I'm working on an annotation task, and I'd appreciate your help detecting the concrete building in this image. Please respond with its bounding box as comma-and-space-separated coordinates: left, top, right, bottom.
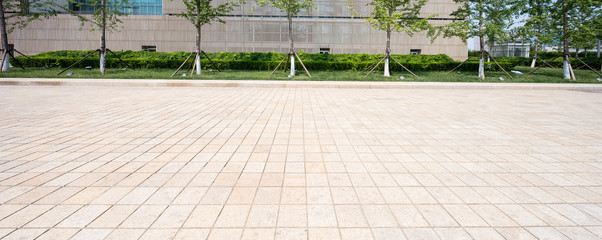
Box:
9, 0, 467, 60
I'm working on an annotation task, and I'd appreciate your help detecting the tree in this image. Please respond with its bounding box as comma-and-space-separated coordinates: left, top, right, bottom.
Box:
0, 0, 57, 72
551, 0, 601, 79
483, 0, 515, 61
63, 0, 132, 75
254, 0, 315, 77
516, 0, 553, 68
446, 0, 519, 80
172, 0, 239, 76
347, 0, 436, 77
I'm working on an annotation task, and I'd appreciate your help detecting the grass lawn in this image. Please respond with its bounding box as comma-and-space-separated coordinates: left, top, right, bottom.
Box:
0, 66, 600, 83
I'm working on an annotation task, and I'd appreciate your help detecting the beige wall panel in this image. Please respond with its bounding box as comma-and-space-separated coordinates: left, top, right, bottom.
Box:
10, 1, 467, 60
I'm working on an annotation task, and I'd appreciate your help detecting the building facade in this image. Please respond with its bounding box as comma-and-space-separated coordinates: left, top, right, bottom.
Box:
10, 0, 467, 60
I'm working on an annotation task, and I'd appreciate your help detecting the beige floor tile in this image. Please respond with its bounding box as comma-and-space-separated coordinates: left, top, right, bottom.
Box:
495, 227, 537, 240
151, 205, 195, 228
88, 205, 138, 228
2, 228, 47, 240
70, 229, 113, 240
275, 228, 308, 240
433, 228, 471, 240
471, 204, 518, 227
173, 229, 211, 240
120, 205, 167, 228
443, 205, 488, 227
465, 228, 505, 240
104, 229, 146, 240
138, 229, 179, 240
207, 228, 243, 240
214, 205, 251, 227
56, 205, 110, 228
278, 205, 307, 227
402, 228, 439, 240
526, 227, 571, 240
3, 86, 602, 238
308, 228, 341, 240
308, 205, 338, 227
335, 205, 369, 227
35, 228, 80, 240
0, 204, 53, 227
25, 205, 82, 228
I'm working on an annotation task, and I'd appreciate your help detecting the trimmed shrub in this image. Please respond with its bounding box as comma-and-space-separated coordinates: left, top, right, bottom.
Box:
14, 50, 523, 72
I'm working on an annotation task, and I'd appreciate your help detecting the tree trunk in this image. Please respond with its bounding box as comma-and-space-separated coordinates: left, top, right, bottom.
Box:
0, 1, 10, 72
562, 0, 571, 80
531, 38, 539, 68
195, 24, 201, 75
488, 40, 493, 62
288, 10, 294, 76
597, 39, 600, 58
100, 0, 106, 75
478, 11, 484, 80
384, 28, 391, 77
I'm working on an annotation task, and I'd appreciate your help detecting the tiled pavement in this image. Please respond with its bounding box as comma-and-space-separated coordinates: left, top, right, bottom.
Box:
0, 85, 601, 240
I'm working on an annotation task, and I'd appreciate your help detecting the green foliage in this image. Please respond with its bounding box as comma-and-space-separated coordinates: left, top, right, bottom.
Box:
0, 0, 58, 34
347, 0, 439, 43
174, 0, 239, 28
14, 50, 524, 72
62, 0, 133, 32
445, 0, 520, 43
254, 0, 315, 19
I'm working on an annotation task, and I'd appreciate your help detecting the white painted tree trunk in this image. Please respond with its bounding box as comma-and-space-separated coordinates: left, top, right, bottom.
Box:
478, 58, 485, 80
195, 53, 201, 75
290, 55, 295, 76
1, 55, 9, 72
384, 57, 390, 77
100, 51, 106, 74
530, 58, 537, 68
563, 58, 571, 80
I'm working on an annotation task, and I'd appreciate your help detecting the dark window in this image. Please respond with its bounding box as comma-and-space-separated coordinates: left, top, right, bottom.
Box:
319, 48, 330, 54
410, 49, 421, 55
142, 45, 156, 52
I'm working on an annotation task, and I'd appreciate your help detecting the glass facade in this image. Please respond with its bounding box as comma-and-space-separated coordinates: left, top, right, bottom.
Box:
70, 0, 162, 15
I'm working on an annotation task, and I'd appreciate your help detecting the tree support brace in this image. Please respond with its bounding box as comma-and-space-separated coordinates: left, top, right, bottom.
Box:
365, 54, 419, 78
485, 51, 513, 80
58, 49, 100, 75
269, 52, 311, 77
524, 56, 561, 77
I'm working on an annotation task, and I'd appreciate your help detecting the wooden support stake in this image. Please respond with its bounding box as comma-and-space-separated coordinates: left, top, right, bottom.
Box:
446, 56, 475, 74
171, 52, 194, 78
574, 56, 602, 78
7, 50, 25, 69
486, 51, 513, 80
524, 56, 560, 76
366, 55, 388, 76
270, 54, 288, 77
390, 56, 419, 78
13, 49, 48, 69
107, 49, 136, 70
58, 49, 100, 75
201, 50, 221, 72
294, 52, 311, 77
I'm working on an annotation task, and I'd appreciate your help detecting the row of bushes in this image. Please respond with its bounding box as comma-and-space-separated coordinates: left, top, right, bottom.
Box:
14, 51, 519, 72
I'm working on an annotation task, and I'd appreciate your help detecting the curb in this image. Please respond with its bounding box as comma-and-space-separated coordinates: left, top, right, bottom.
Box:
1, 78, 602, 90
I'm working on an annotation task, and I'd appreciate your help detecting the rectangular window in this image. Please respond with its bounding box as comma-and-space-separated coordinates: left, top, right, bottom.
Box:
142, 45, 156, 52
319, 48, 330, 54
410, 49, 421, 55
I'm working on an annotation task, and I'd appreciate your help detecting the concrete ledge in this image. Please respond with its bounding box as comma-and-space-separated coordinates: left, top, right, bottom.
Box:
1, 78, 602, 90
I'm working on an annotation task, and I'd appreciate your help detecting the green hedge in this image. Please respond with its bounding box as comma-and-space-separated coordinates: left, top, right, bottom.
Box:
14, 50, 520, 72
